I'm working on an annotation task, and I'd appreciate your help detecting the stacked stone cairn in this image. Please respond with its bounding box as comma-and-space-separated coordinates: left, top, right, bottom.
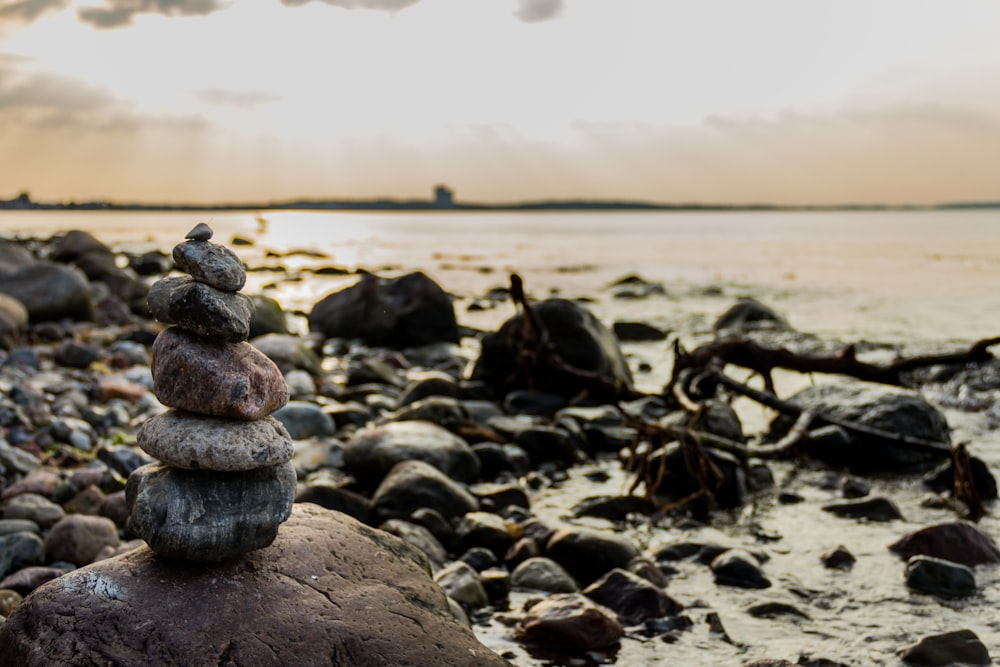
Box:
126, 223, 295, 561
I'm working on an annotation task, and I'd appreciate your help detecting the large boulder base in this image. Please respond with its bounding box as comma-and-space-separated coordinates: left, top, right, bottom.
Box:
0, 504, 509, 667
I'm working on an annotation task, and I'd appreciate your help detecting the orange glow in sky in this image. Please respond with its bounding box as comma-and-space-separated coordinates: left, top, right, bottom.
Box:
1, 0, 999, 205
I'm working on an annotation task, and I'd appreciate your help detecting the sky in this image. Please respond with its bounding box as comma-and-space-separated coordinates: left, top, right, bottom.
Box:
1, 0, 999, 206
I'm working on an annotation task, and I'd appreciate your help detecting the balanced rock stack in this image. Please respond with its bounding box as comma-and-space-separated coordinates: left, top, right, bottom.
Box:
126, 223, 295, 561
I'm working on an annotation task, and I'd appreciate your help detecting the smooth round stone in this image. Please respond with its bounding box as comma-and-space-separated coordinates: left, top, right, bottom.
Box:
151, 327, 289, 421
172, 239, 246, 292
126, 461, 296, 562
147, 277, 253, 343
185, 223, 213, 241
137, 410, 293, 471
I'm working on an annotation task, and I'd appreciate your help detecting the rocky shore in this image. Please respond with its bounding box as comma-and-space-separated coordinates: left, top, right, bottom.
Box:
0, 226, 996, 666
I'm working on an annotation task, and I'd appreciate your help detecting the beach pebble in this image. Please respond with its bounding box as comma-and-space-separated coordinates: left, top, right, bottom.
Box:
819, 545, 856, 570
137, 411, 293, 471
545, 526, 640, 587
250, 333, 323, 375
293, 483, 369, 523
43, 515, 120, 567
821, 496, 903, 522
889, 520, 1000, 567
573, 495, 656, 522
713, 296, 789, 333
0, 520, 40, 537
126, 461, 296, 562
511, 557, 579, 593
379, 519, 448, 568
471, 442, 531, 480
582, 568, 681, 625
271, 401, 336, 440
0, 532, 45, 578
248, 294, 289, 337
53, 339, 102, 369
128, 249, 172, 276
0, 263, 94, 322
0, 241, 37, 274
905, 555, 976, 598
514, 593, 624, 650
147, 276, 253, 342
711, 549, 771, 589
457, 546, 498, 572
151, 326, 289, 421
1, 470, 62, 501
897, 628, 991, 666
434, 561, 489, 609
172, 239, 246, 292
344, 420, 480, 486
453, 511, 514, 560
613, 320, 668, 342
184, 223, 213, 241
370, 460, 478, 523
0, 566, 71, 596
2, 494, 65, 528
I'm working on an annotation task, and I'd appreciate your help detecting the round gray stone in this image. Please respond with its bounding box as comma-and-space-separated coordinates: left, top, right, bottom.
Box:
137, 410, 294, 471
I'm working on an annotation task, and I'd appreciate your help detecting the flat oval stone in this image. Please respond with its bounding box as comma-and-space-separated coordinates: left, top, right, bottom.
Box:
172, 239, 246, 292
147, 276, 253, 343
126, 461, 296, 562
151, 327, 289, 421
138, 410, 293, 471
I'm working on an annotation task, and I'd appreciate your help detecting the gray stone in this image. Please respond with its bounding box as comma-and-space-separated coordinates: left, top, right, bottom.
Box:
378, 519, 448, 569
0, 504, 508, 666
126, 461, 296, 562
545, 526, 641, 587
172, 238, 246, 291
2, 494, 65, 528
897, 628, 991, 666
713, 296, 789, 332
185, 223, 213, 241
452, 511, 514, 560
582, 568, 681, 625
248, 295, 289, 338
0, 532, 45, 578
821, 496, 903, 522
137, 410, 294, 471
434, 561, 488, 609
271, 401, 336, 440
151, 326, 289, 421
43, 515, 120, 566
510, 557, 579, 593
905, 555, 977, 598
370, 460, 478, 523
147, 276, 254, 342
711, 549, 771, 589
514, 593, 624, 650
251, 333, 322, 375
0, 263, 93, 322
344, 420, 480, 486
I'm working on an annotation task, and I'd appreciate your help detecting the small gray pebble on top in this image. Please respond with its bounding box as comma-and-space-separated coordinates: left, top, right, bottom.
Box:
186, 223, 214, 241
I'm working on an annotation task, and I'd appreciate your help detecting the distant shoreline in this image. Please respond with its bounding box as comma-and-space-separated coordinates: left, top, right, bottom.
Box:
1, 194, 999, 213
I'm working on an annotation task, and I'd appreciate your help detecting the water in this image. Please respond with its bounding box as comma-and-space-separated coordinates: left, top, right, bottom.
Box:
2, 208, 999, 665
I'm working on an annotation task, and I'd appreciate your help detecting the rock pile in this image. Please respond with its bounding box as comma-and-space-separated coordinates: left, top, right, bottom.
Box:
127, 223, 295, 561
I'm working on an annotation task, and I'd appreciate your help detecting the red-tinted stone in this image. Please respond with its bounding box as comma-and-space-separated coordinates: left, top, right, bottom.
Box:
151, 326, 288, 420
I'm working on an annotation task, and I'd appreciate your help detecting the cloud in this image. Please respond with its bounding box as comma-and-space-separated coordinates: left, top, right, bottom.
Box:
513, 0, 563, 23
0, 0, 69, 23
77, 0, 228, 29
0, 69, 116, 112
196, 89, 281, 109
280, 0, 419, 10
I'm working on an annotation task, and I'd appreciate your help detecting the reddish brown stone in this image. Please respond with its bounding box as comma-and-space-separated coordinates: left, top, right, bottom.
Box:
151, 326, 288, 420
889, 520, 1000, 567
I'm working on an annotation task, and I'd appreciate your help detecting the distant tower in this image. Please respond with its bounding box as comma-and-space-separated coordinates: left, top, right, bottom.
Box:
433, 184, 455, 208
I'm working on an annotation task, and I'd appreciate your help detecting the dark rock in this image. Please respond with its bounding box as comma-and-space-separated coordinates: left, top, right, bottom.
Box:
138, 410, 293, 470
151, 326, 289, 421
458, 546, 498, 572
472, 442, 531, 480
767, 381, 951, 472
48, 229, 110, 262
271, 401, 336, 440
172, 238, 246, 292
0, 504, 508, 666
71, 250, 147, 307
888, 520, 1000, 567
390, 396, 469, 429
99, 491, 130, 529
309, 271, 459, 348
43, 515, 120, 566
0, 531, 45, 578
248, 294, 289, 338
546, 526, 640, 586
434, 561, 488, 609
514, 593, 624, 650
613, 320, 668, 342
379, 519, 448, 568
409, 507, 454, 547
128, 249, 172, 276
510, 557, 578, 593
746, 602, 810, 620
923, 456, 998, 500
711, 549, 771, 589
370, 460, 478, 523
2, 493, 65, 528
185, 223, 213, 241
53, 339, 102, 369
512, 425, 580, 467
905, 555, 976, 598
713, 296, 788, 332
662, 399, 746, 443
251, 333, 322, 375
821, 497, 903, 522
638, 442, 747, 508
126, 461, 296, 562
295, 485, 370, 523
453, 511, 514, 559
469, 482, 529, 512
344, 420, 479, 487
582, 568, 681, 625
397, 372, 463, 406
147, 276, 254, 342
503, 389, 568, 416
480, 568, 510, 604
573, 495, 656, 521
0, 241, 36, 274
840, 475, 871, 498
0, 263, 93, 322
819, 545, 856, 570
472, 297, 633, 401
627, 557, 670, 587
897, 628, 991, 666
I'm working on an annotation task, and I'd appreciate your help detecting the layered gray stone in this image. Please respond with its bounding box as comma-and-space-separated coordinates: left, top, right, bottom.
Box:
147, 276, 254, 342
126, 461, 296, 562
151, 326, 289, 421
137, 410, 294, 471
172, 238, 246, 292
0, 504, 508, 667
